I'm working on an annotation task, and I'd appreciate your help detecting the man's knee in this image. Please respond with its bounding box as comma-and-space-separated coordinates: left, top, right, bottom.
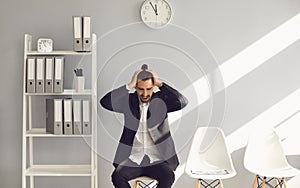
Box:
156, 169, 175, 185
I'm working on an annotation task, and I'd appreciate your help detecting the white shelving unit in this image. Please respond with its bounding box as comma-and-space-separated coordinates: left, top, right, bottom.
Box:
22, 34, 98, 188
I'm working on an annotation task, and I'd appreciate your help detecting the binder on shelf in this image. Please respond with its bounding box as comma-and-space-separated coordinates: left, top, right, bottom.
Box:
73, 16, 83, 51
82, 99, 91, 134
46, 99, 63, 135
26, 57, 35, 93
63, 99, 73, 135
73, 99, 82, 134
36, 57, 45, 93
45, 57, 54, 93
54, 57, 64, 93
83, 16, 91, 52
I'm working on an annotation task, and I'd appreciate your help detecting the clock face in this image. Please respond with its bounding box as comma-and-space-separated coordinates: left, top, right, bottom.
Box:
141, 0, 172, 29
37, 38, 53, 52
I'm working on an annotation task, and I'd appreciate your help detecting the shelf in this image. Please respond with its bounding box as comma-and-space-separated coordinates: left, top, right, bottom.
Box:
26, 128, 92, 137
26, 51, 92, 56
22, 34, 97, 188
25, 165, 94, 176
25, 89, 94, 96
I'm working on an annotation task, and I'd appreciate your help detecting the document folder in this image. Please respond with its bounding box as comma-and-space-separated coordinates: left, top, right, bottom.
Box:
64, 99, 73, 135
26, 57, 35, 93
82, 99, 91, 134
46, 99, 63, 135
45, 57, 54, 93
36, 57, 45, 93
83, 16, 91, 52
73, 99, 82, 134
73, 16, 83, 51
54, 57, 64, 93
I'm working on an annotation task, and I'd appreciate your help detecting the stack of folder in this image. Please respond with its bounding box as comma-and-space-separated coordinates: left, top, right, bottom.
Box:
46, 99, 91, 135
73, 16, 92, 52
26, 57, 64, 93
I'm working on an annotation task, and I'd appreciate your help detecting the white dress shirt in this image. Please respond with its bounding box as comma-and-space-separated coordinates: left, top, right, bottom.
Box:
129, 101, 162, 165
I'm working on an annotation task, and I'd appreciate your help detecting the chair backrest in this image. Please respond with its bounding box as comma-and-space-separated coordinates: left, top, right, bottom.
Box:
244, 128, 292, 175
185, 127, 236, 179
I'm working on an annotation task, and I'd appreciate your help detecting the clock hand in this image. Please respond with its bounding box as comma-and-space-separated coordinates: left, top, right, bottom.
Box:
149, 2, 158, 15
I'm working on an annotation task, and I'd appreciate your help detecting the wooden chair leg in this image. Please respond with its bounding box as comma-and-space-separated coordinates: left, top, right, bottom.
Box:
219, 180, 224, 188
261, 177, 266, 188
252, 175, 258, 188
282, 178, 287, 188
134, 180, 138, 188
196, 179, 201, 188
275, 178, 279, 188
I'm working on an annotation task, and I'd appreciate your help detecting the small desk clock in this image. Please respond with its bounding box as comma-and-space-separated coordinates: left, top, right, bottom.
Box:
37, 38, 53, 52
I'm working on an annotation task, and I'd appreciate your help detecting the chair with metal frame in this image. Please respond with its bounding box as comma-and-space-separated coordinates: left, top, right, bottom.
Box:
185, 127, 236, 188
244, 128, 300, 188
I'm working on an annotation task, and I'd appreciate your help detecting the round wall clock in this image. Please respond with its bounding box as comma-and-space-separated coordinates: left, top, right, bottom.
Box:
140, 0, 172, 29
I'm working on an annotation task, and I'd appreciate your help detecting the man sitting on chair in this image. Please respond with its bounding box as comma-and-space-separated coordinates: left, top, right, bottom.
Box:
100, 64, 188, 188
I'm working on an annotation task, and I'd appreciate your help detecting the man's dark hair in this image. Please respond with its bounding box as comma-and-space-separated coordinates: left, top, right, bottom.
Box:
137, 64, 154, 83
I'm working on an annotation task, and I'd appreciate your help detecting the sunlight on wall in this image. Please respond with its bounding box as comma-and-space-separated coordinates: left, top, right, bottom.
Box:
170, 13, 300, 126
227, 88, 300, 153
173, 13, 300, 183
221, 13, 300, 88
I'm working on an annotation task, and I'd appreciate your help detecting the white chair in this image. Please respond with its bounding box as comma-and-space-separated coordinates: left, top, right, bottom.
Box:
185, 127, 236, 188
133, 176, 158, 188
244, 129, 300, 188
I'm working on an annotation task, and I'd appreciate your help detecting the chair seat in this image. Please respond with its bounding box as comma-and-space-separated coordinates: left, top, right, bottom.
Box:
132, 176, 158, 188
186, 168, 236, 180
185, 127, 236, 182
244, 129, 300, 180
249, 166, 300, 178
133, 176, 157, 181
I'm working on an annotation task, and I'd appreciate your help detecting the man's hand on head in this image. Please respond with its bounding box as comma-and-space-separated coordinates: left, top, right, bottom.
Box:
147, 69, 163, 87
128, 70, 142, 89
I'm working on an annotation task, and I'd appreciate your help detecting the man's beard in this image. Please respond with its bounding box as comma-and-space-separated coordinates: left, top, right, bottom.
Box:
140, 95, 150, 103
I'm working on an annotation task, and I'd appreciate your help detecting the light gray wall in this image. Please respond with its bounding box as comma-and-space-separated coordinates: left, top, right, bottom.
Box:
1, 0, 300, 188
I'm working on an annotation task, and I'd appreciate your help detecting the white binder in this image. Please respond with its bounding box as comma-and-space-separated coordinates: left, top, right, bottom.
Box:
26, 57, 35, 93
73, 99, 82, 134
82, 99, 91, 134
54, 57, 64, 93
36, 57, 45, 93
46, 99, 63, 135
63, 99, 73, 135
45, 57, 54, 93
73, 16, 83, 51
83, 16, 91, 52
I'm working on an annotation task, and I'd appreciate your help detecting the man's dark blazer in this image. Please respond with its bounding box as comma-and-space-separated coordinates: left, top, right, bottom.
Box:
100, 82, 188, 171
